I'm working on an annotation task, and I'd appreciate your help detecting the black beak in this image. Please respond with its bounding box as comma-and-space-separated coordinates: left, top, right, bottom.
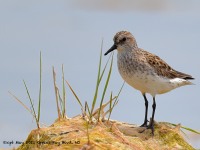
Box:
104, 44, 117, 56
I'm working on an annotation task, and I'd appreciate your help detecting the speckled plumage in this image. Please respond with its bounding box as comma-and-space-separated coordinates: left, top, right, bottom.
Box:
104, 31, 194, 134
112, 31, 194, 96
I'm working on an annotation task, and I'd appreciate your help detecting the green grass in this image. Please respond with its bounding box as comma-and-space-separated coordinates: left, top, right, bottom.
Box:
108, 82, 125, 121
164, 122, 200, 135
22, 51, 42, 129
62, 64, 66, 118
65, 40, 119, 122
97, 52, 114, 121
66, 80, 83, 108
90, 40, 104, 119
38, 51, 42, 124
23, 80, 39, 128
9, 52, 42, 129
83, 101, 91, 119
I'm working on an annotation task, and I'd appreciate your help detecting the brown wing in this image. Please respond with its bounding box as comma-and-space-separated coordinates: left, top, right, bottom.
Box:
141, 49, 194, 80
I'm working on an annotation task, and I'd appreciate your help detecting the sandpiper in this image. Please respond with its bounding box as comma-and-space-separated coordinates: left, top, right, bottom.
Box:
104, 31, 194, 134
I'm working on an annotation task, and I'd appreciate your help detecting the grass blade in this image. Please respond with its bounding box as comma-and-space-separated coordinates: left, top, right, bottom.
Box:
38, 51, 42, 124
58, 89, 64, 116
113, 81, 125, 107
52, 67, 61, 119
9, 91, 33, 116
97, 52, 114, 121
108, 92, 113, 121
85, 101, 91, 118
108, 81, 125, 121
90, 40, 103, 118
169, 123, 200, 135
109, 92, 113, 112
86, 120, 90, 144
181, 126, 200, 134
99, 52, 112, 82
66, 80, 83, 108
23, 80, 39, 128
62, 64, 66, 118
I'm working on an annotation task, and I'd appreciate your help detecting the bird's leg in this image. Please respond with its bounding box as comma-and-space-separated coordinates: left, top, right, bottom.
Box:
140, 94, 148, 127
147, 96, 156, 135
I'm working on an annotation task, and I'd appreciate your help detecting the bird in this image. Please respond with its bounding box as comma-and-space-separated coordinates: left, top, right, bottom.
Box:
104, 31, 194, 134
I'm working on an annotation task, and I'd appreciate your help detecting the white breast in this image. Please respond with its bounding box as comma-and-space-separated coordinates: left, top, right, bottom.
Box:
120, 71, 193, 96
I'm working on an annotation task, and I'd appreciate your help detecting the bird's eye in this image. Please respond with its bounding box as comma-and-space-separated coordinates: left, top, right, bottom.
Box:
122, 37, 126, 42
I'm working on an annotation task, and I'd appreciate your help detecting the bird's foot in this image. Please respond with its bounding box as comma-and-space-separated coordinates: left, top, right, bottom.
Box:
147, 119, 154, 135
140, 120, 149, 127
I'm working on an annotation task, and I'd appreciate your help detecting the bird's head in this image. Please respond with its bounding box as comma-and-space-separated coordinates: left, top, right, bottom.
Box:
104, 31, 137, 56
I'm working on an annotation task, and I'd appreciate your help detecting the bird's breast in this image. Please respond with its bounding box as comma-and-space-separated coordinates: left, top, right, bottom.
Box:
117, 52, 149, 79
117, 52, 151, 92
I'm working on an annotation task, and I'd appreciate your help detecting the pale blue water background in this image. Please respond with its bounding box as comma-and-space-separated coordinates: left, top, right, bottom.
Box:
0, 0, 200, 148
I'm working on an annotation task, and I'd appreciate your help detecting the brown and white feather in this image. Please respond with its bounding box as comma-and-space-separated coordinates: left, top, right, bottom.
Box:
140, 49, 194, 80
108, 31, 194, 95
